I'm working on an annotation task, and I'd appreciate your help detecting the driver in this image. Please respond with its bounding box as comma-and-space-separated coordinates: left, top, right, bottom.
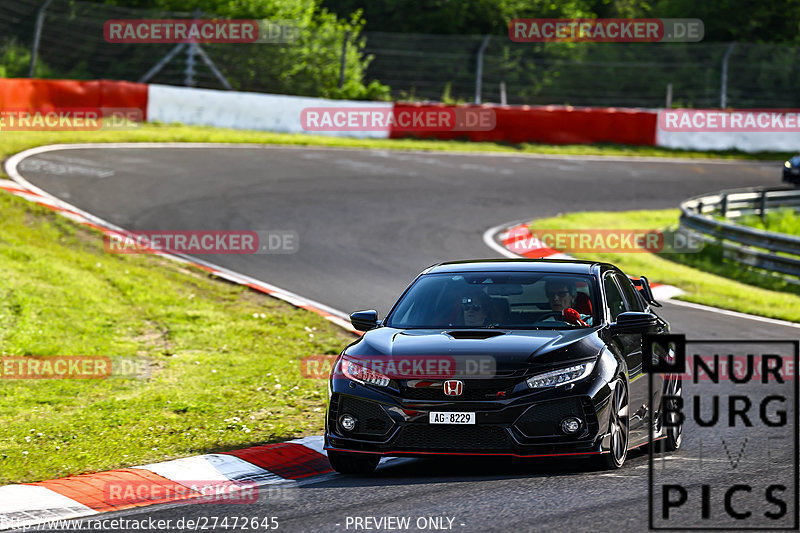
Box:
544, 278, 591, 326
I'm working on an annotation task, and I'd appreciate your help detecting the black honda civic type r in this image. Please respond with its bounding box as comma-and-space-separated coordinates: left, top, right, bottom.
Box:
324, 259, 683, 474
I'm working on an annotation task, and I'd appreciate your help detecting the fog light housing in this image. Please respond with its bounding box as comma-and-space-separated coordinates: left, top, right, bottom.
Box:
339, 414, 357, 432
561, 417, 582, 434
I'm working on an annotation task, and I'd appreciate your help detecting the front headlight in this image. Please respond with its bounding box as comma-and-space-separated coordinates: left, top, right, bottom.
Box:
785, 161, 792, 168
341, 356, 391, 387
526, 362, 595, 389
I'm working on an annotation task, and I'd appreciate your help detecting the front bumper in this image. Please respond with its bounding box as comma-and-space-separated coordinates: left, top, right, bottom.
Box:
783, 168, 800, 184
324, 377, 612, 457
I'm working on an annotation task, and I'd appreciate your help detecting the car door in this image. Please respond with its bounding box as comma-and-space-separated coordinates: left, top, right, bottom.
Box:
614, 273, 670, 439
602, 272, 648, 437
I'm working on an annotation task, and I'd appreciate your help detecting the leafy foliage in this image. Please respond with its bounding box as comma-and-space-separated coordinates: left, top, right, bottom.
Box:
7, 0, 389, 100
0, 39, 55, 78
322, 0, 800, 44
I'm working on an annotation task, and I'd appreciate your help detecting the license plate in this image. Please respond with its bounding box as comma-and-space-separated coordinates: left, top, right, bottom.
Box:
429, 412, 475, 424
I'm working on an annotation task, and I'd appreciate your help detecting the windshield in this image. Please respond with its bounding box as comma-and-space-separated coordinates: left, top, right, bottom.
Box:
386, 272, 598, 329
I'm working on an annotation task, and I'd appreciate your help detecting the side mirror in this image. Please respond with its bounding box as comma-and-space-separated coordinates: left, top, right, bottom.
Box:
611, 311, 658, 333
636, 276, 662, 308
350, 310, 379, 332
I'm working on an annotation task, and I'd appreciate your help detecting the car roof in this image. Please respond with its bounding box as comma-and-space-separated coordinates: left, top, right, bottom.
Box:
424, 259, 609, 275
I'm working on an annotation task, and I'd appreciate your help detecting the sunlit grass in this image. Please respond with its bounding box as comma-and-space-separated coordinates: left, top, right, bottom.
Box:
528, 210, 800, 322
0, 191, 353, 484
737, 208, 800, 237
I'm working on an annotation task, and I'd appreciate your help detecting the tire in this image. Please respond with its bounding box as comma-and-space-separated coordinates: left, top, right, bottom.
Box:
661, 375, 683, 452
327, 450, 380, 475
596, 378, 629, 470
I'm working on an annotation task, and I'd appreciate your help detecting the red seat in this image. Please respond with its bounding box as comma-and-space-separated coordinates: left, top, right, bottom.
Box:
574, 292, 593, 316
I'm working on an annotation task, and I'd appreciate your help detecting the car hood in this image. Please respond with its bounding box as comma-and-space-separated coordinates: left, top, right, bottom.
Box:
347, 327, 605, 372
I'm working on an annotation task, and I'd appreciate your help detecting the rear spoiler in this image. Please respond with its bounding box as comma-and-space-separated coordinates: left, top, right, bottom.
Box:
631, 276, 662, 308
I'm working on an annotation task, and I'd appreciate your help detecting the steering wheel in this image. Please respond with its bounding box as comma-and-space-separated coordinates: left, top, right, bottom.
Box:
533, 311, 562, 322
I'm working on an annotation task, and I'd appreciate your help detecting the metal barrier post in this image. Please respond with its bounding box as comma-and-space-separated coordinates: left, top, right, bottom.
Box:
679, 187, 800, 279
474, 35, 490, 104
720, 43, 736, 108
28, 0, 54, 78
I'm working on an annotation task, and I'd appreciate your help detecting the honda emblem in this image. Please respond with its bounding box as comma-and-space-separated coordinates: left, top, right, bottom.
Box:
443, 380, 463, 396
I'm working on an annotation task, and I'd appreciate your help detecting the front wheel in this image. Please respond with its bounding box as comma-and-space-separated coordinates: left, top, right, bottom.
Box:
327, 450, 380, 475
596, 378, 629, 470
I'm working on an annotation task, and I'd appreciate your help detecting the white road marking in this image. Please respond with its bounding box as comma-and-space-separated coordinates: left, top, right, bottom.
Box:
0, 485, 97, 530
133, 454, 282, 485
484, 219, 800, 328
665, 298, 800, 329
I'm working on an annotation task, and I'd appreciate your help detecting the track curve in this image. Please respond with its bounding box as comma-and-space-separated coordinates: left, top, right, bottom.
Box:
8, 145, 799, 532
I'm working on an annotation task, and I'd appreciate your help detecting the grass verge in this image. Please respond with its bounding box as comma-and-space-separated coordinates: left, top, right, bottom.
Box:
527, 210, 800, 322
0, 189, 354, 484
736, 208, 800, 237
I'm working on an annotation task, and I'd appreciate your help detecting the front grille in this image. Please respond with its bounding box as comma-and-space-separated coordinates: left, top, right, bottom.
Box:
514, 397, 585, 437
394, 425, 511, 450
400, 379, 518, 401
338, 396, 394, 437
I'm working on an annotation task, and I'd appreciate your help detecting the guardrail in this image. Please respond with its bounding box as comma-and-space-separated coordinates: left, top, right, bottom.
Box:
679, 187, 800, 279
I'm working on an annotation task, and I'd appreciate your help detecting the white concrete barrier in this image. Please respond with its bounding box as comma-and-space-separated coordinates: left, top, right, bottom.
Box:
657, 129, 800, 152
146, 88, 800, 153
656, 109, 800, 152
146, 84, 392, 139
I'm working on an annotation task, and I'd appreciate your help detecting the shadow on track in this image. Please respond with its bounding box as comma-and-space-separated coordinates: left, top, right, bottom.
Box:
316, 448, 652, 488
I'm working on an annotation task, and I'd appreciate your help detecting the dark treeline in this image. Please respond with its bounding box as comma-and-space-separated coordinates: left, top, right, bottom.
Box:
94, 0, 800, 43
320, 0, 800, 43
8, 0, 797, 104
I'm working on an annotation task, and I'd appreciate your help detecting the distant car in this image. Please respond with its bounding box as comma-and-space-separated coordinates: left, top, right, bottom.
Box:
783, 155, 800, 185
324, 259, 683, 474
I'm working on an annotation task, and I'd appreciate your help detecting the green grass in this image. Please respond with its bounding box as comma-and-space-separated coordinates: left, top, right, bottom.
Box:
527, 210, 800, 322
0, 122, 793, 160
736, 208, 800, 237
0, 190, 354, 484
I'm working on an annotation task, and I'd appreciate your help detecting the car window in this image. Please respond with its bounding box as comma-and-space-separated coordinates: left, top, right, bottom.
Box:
603, 274, 626, 321
614, 273, 645, 312
386, 272, 598, 329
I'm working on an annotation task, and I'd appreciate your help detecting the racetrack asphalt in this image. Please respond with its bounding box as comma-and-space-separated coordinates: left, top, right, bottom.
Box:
10, 145, 800, 532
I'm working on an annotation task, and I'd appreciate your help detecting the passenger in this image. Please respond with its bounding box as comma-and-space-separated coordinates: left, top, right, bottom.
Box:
460, 289, 494, 327
544, 278, 591, 326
